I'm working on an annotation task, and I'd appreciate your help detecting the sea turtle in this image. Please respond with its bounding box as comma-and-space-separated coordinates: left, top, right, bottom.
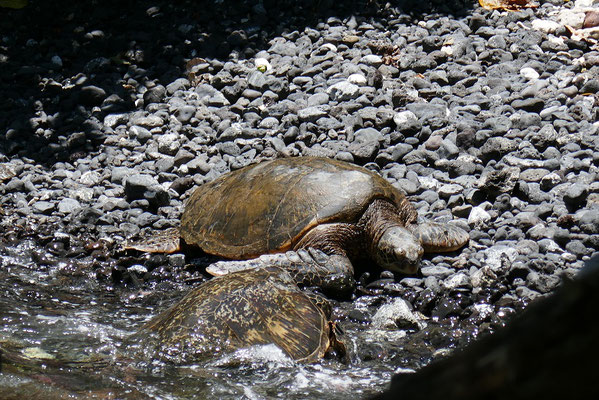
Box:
130, 266, 345, 363
126, 157, 469, 292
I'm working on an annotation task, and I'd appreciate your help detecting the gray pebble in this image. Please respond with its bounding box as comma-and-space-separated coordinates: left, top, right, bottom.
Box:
130, 125, 152, 143
298, 106, 328, 122
33, 201, 55, 215
563, 183, 588, 209
143, 84, 166, 105
579, 210, 599, 234
327, 81, 360, 102
124, 174, 169, 208
157, 133, 181, 156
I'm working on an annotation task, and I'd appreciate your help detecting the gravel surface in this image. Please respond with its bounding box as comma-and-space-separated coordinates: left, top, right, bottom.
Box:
1, 0, 599, 391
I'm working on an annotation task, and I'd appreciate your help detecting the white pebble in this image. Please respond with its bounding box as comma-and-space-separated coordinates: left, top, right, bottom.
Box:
520, 67, 540, 81
320, 43, 337, 52
347, 73, 367, 85
531, 19, 561, 34
468, 206, 492, 225
360, 54, 383, 67
254, 57, 272, 72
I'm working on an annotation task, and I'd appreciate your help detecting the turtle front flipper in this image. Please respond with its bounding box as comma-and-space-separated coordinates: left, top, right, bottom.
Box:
123, 227, 181, 254
408, 222, 469, 253
206, 248, 355, 296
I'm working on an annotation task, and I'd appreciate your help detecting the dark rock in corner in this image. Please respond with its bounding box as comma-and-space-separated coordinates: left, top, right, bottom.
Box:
371, 255, 599, 400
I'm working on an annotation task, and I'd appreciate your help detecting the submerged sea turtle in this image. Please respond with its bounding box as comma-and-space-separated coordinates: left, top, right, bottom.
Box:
127, 157, 469, 291
131, 266, 345, 363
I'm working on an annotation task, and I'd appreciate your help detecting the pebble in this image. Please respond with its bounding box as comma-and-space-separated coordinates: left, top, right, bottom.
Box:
348, 73, 367, 86
326, 81, 360, 102
563, 182, 588, 209
468, 206, 492, 226
254, 58, 272, 72
349, 127, 381, 161
124, 174, 169, 207
58, 198, 82, 214
393, 111, 421, 132
531, 19, 561, 34
360, 55, 383, 67
33, 201, 55, 215
371, 298, 425, 331
579, 210, 599, 234
158, 133, 181, 156
481, 245, 519, 273
520, 67, 540, 81
79, 85, 107, 106
442, 272, 470, 290
130, 125, 153, 143
297, 106, 328, 122
143, 85, 166, 105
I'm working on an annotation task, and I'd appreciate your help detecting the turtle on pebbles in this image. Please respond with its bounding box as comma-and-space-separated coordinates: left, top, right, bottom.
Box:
126, 157, 469, 293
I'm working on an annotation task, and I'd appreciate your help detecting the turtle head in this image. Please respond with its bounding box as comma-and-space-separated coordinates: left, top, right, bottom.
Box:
374, 226, 423, 274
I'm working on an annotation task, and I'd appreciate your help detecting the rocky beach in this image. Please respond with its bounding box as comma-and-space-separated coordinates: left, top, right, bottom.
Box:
1, 0, 598, 398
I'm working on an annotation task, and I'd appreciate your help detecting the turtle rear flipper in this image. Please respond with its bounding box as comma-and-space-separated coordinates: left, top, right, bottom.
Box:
409, 222, 469, 253
123, 227, 181, 254
206, 248, 355, 296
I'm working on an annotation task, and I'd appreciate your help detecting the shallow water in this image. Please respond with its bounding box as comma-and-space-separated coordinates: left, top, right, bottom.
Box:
0, 241, 477, 399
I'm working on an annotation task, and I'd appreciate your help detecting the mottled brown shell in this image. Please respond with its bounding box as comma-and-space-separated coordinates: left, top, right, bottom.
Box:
181, 157, 410, 259
139, 267, 332, 362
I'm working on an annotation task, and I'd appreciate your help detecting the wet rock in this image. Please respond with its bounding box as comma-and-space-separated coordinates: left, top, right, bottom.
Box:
371, 298, 425, 331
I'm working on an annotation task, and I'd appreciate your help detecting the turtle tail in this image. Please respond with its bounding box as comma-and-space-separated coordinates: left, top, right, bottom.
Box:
408, 222, 469, 253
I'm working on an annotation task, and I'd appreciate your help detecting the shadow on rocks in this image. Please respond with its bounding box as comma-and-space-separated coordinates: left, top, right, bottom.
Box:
370, 253, 599, 400
0, 0, 473, 165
